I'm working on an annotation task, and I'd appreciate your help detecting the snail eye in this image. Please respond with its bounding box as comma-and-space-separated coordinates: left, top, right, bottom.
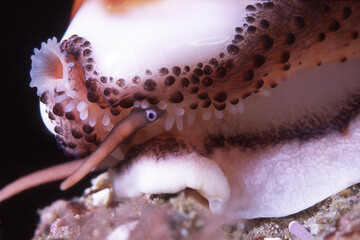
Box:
146, 109, 157, 122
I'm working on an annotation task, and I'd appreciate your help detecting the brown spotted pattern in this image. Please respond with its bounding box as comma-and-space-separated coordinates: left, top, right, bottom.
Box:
115, 134, 207, 172
40, 91, 99, 157
204, 87, 360, 154
63, 1, 360, 111
39, 35, 105, 157
42, 1, 360, 157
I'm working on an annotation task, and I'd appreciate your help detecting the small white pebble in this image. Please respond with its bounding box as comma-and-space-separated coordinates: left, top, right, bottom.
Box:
106, 221, 138, 240
289, 221, 314, 240
91, 188, 111, 207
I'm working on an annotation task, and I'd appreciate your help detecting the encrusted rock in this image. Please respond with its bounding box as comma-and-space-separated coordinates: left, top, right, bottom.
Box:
32, 179, 360, 240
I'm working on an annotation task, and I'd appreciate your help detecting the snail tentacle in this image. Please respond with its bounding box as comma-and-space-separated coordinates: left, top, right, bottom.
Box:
0, 160, 83, 203
61, 107, 165, 190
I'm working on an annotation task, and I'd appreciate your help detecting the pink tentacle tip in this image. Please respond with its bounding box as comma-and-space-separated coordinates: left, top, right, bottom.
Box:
289, 221, 314, 240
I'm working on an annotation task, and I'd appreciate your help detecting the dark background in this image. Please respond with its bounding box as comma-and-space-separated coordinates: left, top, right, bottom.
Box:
0, 1, 94, 239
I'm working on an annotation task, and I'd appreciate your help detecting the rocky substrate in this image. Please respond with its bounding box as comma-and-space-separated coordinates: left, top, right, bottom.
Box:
33, 173, 360, 240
